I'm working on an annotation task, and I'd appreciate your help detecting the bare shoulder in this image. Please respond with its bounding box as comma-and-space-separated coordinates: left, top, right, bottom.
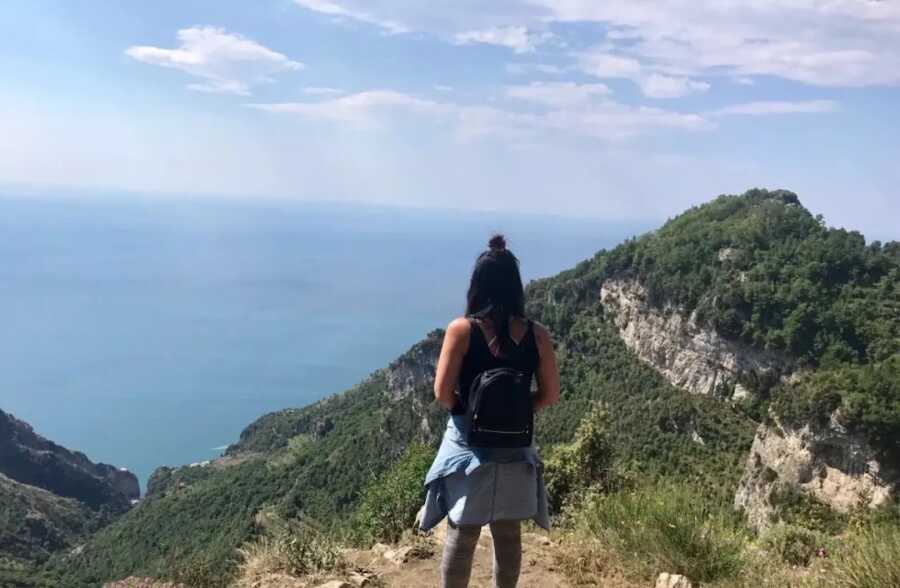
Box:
530, 320, 553, 341
445, 317, 472, 339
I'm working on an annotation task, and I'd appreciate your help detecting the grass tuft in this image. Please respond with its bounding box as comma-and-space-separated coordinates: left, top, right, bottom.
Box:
828, 524, 900, 588
570, 482, 747, 583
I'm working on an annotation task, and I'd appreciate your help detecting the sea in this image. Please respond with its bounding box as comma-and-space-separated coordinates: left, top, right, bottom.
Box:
0, 192, 648, 490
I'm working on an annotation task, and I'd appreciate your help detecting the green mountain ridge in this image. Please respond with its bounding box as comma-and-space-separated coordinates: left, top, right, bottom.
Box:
12, 189, 897, 587
0, 410, 142, 586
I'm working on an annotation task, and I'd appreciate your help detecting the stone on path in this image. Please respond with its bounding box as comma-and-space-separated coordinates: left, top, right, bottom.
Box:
315, 581, 352, 588
383, 545, 413, 565
656, 572, 692, 588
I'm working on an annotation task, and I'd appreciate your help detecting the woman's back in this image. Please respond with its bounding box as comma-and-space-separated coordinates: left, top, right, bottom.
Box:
453, 318, 539, 416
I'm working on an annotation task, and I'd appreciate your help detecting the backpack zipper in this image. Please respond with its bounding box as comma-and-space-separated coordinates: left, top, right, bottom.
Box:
475, 427, 529, 434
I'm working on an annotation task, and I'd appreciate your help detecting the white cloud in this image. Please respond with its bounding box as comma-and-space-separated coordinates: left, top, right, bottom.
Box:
711, 100, 838, 116
288, 1, 900, 89
540, 103, 709, 140
293, 0, 408, 34
578, 52, 710, 98
638, 74, 710, 99
126, 27, 302, 96
434, 85, 454, 92
579, 53, 643, 78
506, 63, 570, 75
506, 81, 611, 107
247, 90, 450, 128
455, 26, 542, 53
535, 0, 900, 88
250, 88, 709, 141
303, 86, 344, 95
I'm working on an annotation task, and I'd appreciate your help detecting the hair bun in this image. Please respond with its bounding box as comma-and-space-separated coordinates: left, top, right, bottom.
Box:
488, 234, 507, 251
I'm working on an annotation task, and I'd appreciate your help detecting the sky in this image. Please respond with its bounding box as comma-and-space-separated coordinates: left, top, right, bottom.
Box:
1, 1, 898, 238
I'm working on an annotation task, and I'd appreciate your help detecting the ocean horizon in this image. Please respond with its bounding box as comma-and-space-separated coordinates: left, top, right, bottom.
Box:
0, 192, 649, 490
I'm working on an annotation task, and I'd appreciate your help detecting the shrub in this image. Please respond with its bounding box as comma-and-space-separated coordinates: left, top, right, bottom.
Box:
769, 485, 847, 535
170, 552, 219, 588
352, 443, 434, 545
761, 523, 822, 566
572, 482, 746, 583
543, 403, 616, 513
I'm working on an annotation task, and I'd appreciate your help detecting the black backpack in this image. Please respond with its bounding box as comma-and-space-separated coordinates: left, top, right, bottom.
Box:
465, 366, 533, 448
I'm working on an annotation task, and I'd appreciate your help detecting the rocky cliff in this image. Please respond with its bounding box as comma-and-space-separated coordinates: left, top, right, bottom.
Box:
599, 277, 898, 530
735, 415, 898, 532
600, 278, 791, 401
0, 408, 140, 511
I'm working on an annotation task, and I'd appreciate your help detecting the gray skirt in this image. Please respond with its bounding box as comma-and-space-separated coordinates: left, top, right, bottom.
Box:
420, 415, 550, 532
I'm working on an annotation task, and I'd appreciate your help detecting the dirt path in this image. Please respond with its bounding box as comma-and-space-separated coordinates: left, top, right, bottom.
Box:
346, 522, 573, 588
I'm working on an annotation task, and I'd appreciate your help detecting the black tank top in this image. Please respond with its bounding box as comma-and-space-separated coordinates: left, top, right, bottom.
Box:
452, 317, 540, 415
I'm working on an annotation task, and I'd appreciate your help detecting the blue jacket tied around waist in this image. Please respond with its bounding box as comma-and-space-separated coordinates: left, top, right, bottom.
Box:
419, 414, 550, 532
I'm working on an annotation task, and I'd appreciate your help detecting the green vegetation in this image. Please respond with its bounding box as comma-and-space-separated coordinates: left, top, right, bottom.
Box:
568, 482, 747, 584
828, 523, 900, 588
0, 474, 100, 562
604, 189, 899, 367
771, 357, 900, 462
0, 473, 110, 586
35, 189, 898, 586
768, 484, 849, 535
543, 403, 617, 512
352, 443, 435, 545
530, 188, 898, 459
761, 523, 824, 566
529, 306, 756, 491
41, 459, 273, 587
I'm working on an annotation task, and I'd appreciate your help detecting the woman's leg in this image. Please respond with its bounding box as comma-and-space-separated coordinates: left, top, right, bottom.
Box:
441, 520, 482, 588
489, 519, 522, 588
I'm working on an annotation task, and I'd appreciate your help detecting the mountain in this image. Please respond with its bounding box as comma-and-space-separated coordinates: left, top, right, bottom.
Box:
0, 409, 139, 583
39, 189, 899, 587
0, 410, 139, 511
563, 189, 899, 530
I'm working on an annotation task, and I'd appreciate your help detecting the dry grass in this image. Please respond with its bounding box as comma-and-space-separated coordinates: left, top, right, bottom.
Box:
825, 524, 900, 588
551, 533, 642, 588
571, 483, 747, 584
234, 514, 347, 588
102, 579, 185, 588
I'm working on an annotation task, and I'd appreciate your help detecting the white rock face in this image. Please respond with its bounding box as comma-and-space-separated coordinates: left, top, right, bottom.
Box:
735, 416, 897, 532
600, 279, 790, 399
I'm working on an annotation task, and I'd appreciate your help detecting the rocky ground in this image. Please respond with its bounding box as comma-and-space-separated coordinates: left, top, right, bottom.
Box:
340, 523, 574, 588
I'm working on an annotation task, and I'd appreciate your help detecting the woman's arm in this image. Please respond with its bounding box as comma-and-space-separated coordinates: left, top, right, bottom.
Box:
533, 322, 561, 410
433, 318, 471, 410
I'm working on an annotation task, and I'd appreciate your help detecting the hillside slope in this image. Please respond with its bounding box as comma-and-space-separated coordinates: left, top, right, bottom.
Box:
0, 410, 141, 585
0, 409, 139, 511
527, 188, 899, 530
46, 189, 898, 587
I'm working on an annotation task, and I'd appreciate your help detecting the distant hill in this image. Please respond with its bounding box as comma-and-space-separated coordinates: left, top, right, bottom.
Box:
40, 189, 899, 587
0, 409, 139, 583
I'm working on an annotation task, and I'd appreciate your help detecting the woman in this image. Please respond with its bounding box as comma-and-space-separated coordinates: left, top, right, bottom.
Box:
420, 234, 561, 588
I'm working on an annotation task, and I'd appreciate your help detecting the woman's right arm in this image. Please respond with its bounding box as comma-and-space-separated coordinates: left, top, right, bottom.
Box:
533, 322, 560, 410
433, 318, 471, 410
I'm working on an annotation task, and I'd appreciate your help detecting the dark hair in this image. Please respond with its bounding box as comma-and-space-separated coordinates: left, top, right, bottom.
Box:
466, 234, 525, 356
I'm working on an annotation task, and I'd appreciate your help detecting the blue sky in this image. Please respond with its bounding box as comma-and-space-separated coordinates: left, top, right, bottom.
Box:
1, 0, 898, 237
